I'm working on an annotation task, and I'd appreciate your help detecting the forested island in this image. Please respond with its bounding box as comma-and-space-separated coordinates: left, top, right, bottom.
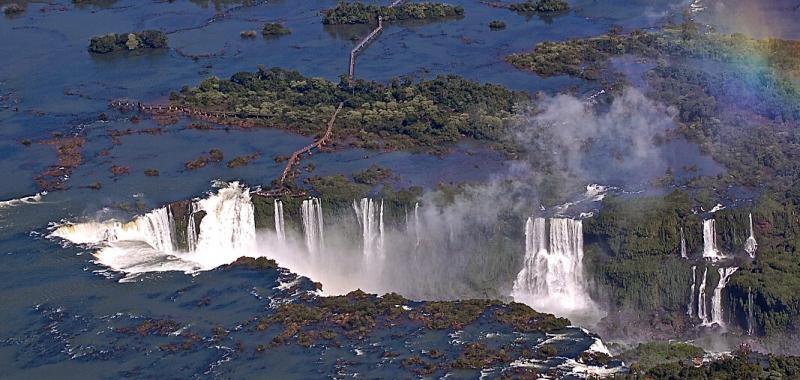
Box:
171, 67, 526, 154
508, 0, 569, 13
88, 30, 168, 53
322, 1, 464, 25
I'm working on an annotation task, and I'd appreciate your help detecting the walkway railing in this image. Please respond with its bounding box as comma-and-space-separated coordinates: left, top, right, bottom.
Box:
279, 102, 344, 184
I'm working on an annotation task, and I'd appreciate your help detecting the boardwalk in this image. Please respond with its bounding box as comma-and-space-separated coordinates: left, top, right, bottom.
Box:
349, 16, 384, 81
280, 102, 344, 184
348, 0, 406, 82
111, 0, 404, 195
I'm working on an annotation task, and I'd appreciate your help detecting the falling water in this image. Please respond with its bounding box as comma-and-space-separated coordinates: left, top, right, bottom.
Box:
414, 202, 421, 247
186, 202, 199, 253
680, 227, 687, 259
137, 206, 175, 254
353, 198, 384, 259
51, 182, 257, 276
697, 266, 709, 324
274, 199, 286, 243
51, 206, 175, 253
512, 218, 594, 319
192, 183, 257, 259
703, 219, 723, 261
301, 198, 324, 255
744, 213, 757, 258
747, 287, 755, 336
709, 267, 738, 328
687, 265, 697, 317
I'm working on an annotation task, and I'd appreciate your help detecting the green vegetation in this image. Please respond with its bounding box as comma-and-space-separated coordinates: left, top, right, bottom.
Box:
322, 1, 464, 25
507, 24, 800, 193
227, 153, 260, 168
641, 349, 800, 379
88, 30, 168, 54
620, 341, 705, 373
452, 343, 511, 369
185, 156, 209, 170
583, 186, 800, 339
352, 165, 393, 185
488, 20, 506, 30
257, 289, 568, 348
262, 22, 290, 36
173, 66, 527, 154
584, 190, 700, 258
508, 0, 569, 13
507, 29, 664, 80
208, 149, 224, 162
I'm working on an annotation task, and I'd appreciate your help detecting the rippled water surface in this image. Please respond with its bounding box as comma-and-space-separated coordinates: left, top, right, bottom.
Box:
0, 0, 758, 377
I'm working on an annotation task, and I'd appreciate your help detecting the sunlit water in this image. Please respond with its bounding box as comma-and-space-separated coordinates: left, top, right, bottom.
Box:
0, 0, 737, 377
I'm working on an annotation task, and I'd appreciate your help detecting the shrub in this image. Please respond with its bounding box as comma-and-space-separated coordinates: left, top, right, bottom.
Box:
488, 20, 506, 30
262, 23, 290, 36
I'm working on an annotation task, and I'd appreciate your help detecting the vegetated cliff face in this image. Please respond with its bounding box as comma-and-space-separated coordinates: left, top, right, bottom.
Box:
153, 165, 800, 346
583, 188, 800, 348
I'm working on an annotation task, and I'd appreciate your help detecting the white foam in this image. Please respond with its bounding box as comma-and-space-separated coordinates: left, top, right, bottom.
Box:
50, 182, 259, 280
0, 192, 47, 209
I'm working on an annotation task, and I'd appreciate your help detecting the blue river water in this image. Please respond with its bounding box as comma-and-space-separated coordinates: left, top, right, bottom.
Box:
0, 0, 766, 377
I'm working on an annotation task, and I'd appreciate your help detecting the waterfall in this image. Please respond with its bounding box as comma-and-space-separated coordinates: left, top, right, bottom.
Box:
744, 213, 757, 258
274, 199, 286, 243
353, 198, 384, 259
747, 287, 754, 335
51, 182, 257, 275
703, 219, 723, 261
135, 206, 175, 254
51, 206, 175, 253
186, 203, 199, 252
687, 265, 697, 317
301, 198, 324, 255
709, 267, 738, 327
512, 218, 593, 318
414, 202, 421, 247
680, 227, 687, 259
193, 183, 257, 257
697, 266, 709, 324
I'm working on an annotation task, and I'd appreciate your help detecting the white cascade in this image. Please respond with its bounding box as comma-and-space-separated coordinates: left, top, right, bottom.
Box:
512, 217, 593, 318
709, 267, 738, 328
193, 183, 257, 258
274, 199, 286, 243
353, 198, 385, 259
744, 213, 757, 258
414, 202, 421, 247
51, 206, 175, 254
747, 286, 755, 336
680, 227, 688, 259
51, 182, 257, 276
301, 198, 324, 255
687, 265, 697, 317
697, 266, 709, 324
703, 219, 724, 261
186, 202, 199, 253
